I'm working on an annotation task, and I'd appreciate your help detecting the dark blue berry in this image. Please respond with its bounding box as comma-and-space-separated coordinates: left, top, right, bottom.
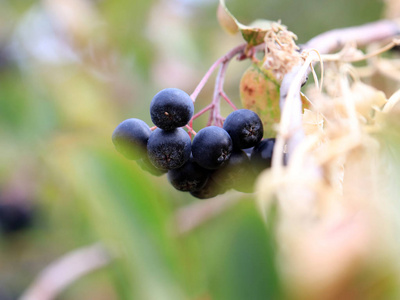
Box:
150, 88, 194, 130
213, 150, 255, 193
223, 109, 263, 149
251, 138, 275, 173
112, 118, 151, 160
190, 176, 225, 199
147, 128, 191, 170
167, 158, 210, 192
192, 126, 233, 170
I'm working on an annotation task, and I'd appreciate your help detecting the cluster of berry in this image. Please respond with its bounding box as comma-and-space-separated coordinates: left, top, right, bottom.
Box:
112, 88, 276, 199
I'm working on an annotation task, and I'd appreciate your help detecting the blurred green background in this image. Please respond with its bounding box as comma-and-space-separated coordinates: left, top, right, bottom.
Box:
0, 0, 384, 299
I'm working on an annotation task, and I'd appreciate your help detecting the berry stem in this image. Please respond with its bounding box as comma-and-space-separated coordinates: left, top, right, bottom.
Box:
191, 104, 213, 121
150, 126, 157, 131
190, 43, 247, 102
190, 43, 266, 127
188, 119, 193, 138
215, 61, 237, 110
220, 91, 237, 110
185, 125, 197, 136
208, 64, 225, 126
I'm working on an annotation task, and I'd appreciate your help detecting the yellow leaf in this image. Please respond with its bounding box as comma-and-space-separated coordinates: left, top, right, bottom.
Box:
240, 63, 280, 137
216, 2, 239, 34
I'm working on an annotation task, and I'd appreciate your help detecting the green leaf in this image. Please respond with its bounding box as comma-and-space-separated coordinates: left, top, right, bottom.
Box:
218, 0, 273, 46
62, 147, 188, 300
193, 200, 282, 300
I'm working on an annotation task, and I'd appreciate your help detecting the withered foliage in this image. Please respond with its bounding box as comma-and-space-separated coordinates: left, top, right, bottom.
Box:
256, 32, 400, 300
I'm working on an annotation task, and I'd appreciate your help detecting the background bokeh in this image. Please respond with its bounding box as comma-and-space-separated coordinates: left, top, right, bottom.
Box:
0, 0, 385, 299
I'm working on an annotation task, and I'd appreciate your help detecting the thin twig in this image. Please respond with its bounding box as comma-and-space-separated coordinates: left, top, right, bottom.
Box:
191, 104, 213, 121
191, 43, 265, 125
207, 63, 225, 126
220, 90, 237, 110
216, 61, 236, 108
216, 61, 238, 110
190, 43, 247, 102
20, 243, 112, 300
302, 19, 400, 55
185, 124, 197, 135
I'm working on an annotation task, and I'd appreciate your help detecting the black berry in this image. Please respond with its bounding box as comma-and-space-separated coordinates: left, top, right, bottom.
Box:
147, 128, 191, 170
150, 88, 194, 130
190, 177, 225, 199
112, 118, 151, 160
223, 109, 263, 149
213, 150, 255, 193
167, 158, 210, 192
192, 126, 233, 170
251, 138, 275, 173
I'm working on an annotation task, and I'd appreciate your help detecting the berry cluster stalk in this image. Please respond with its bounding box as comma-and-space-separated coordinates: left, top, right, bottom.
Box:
188, 43, 264, 131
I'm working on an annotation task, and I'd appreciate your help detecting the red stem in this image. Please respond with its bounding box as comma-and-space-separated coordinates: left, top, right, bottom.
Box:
188, 119, 193, 139
185, 125, 197, 136
216, 61, 237, 110
190, 43, 264, 127
220, 91, 237, 110
190, 43, 247, 102
191, 104, 213, 121
208, 64, 225, 126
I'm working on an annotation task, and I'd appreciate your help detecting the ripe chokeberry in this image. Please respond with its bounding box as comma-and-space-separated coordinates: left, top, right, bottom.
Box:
190, 177, 225, 199
192, 126, 233, 170
212, 149, 255, 193
150, 88, 194, 130
167, 157, 210, 192
251, 138, 275, 173
112, 118, 151, 160
223, 109, 263, 149
147, 128, 191, 170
